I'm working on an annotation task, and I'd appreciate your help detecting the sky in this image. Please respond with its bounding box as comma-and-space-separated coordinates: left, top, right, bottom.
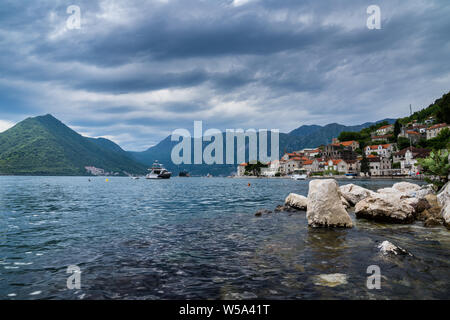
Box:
0, 0, 449, 151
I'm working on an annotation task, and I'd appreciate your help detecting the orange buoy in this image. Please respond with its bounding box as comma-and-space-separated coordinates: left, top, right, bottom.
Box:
248, 183, 251, 187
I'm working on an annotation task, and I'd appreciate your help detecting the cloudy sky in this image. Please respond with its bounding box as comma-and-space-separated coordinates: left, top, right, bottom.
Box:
0, 0, 449, 150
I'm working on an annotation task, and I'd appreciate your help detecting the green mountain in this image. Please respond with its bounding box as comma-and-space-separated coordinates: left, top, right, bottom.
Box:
0, 114, 147, 175
399, 91, 450, 124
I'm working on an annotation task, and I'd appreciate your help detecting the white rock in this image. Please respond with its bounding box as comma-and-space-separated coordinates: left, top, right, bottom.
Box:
437, 182, 450, 208
377, 187, 408, 197
339, 184, 375, 206
414, 184, 435, 200
392, 182, 421, 193
355, 193, 415, 223
312, 273, 348, 287
285, 193, 308, 210
442, 204, 450, 230
307, 179, 353, 228
378, 240, 412, 256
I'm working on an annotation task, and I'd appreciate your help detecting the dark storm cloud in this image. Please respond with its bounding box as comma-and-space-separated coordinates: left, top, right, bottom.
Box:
0, 0, 449, 149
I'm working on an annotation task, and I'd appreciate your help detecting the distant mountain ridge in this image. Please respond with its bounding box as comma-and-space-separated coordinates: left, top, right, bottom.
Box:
0, 114, 147, 175
129, 118, 396, 176
0, 114, 396, 176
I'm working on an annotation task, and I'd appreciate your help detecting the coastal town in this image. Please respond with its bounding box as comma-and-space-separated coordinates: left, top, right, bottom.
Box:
237, 119, 450, 178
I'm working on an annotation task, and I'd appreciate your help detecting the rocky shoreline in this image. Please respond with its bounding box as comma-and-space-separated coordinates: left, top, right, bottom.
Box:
256, 179, 450, 231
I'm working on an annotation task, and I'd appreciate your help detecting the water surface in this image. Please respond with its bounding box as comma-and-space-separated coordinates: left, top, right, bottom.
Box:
0, 177, 449, 299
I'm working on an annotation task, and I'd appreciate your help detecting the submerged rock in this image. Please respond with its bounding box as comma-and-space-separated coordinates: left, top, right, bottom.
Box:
285, 193, 308, 210
378, 240, 412, 256
355, 193, 415, 223
312, 273, 348, 287
339, 184, 375, 206
255, 209, 272, 217
307, 179, 353, 228
274, 205, 300, 213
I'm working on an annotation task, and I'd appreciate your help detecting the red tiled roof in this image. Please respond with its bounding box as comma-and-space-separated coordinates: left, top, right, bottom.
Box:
427, 123, 448, 130
303, 160, 314, 165
328, 159, 343, 165
406, 130, 420, 135
367, 144, 392, 150
340, 140, 357, 146
378, 125, 393, 130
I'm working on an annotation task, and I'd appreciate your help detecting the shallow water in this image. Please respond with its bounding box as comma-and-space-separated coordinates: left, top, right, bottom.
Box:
0, 176, 449, 300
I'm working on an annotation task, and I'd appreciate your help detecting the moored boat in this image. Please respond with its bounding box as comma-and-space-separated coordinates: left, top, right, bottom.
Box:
146, 161, 172, 179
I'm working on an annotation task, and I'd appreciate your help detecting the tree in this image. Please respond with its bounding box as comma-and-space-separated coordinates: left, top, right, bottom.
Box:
393, 120, 401, 138
245, 161, 267, 176
338, 131, 361, 142
436, 92, 450, 123
361, 154, 370, 175
418, 150, 450, 191
397, 137, 411, 150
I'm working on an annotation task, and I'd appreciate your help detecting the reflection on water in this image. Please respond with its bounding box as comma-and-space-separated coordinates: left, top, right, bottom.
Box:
0, 176, 449, 299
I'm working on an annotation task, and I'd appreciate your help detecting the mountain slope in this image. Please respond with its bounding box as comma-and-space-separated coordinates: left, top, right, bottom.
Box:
0, 115, 147, 175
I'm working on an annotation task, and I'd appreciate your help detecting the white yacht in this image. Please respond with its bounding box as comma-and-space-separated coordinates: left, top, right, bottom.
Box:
291, 174, 307, 180
145, 161, 172, 179
291, 170, 307, 180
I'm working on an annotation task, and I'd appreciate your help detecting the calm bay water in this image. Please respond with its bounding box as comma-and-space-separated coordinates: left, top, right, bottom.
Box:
0, 176, 449, 300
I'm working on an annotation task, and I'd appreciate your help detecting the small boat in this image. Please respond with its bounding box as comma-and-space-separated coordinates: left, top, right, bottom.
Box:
132, 176, 140, 180
291, 174, 307, 180
179, 170, 190, 177
145, 161, 172, 179
345, 173, 357, 179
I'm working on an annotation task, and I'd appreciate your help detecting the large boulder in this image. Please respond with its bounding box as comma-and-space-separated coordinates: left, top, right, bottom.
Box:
403, 197, 431, 215
339, 184, 375, 206
307, 179, 353, 228
437, 183, 450, 230
415, 184, 435, 200
341, 196, 350, 209
355, 193, 415, 223
442, 204, 450, 229
285, 193, 308, 210
416, 194, 444, 227
392, 182, 421, 193
377, 187, 404, 196
437, 182, 450, 207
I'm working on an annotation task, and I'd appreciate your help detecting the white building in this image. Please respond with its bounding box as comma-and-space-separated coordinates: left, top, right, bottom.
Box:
365, 144, 395, 158
237, 163, 247, 176
426, 123, 449, 140
367, 156, 391, 176
375, 124, 394, 136
261, 160, 281, 177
